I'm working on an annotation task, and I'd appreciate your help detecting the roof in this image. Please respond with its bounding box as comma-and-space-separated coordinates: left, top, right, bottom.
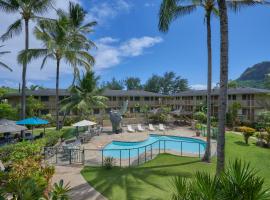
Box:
4, 89, 70, 97
102, 89, 164, 97
174, 87, 270, 96
0, 119, 27, 133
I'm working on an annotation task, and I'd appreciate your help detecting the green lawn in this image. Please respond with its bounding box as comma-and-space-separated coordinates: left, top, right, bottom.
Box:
81, 133, 270, 200
32, 126, 76, 140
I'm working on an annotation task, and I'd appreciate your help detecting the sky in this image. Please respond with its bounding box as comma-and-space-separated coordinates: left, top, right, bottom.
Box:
0, 0, 270, 90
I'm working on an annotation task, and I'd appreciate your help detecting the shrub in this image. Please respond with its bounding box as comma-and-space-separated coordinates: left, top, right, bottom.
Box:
193, 112, 207, 123
44, 131, 62, 146
236, 126, 256, 144
103, 157, 114, 170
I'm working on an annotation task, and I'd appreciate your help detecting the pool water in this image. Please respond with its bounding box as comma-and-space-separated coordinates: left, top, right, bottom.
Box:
103, 134, 206, 159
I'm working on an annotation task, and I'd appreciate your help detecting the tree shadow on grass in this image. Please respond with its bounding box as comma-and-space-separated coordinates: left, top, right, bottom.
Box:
234, 141, 249, 146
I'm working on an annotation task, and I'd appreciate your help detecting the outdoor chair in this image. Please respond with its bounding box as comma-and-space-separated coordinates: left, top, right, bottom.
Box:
159, 124, 166, 132
149, 124, 155, 131
24, 132, 34, 140
127, 125, 135, 133
137, 124, 145, 132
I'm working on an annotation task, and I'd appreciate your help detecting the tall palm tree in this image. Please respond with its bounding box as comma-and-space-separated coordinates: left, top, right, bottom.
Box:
0, 45, 12, 71
61, 71, 108, 117
159, 0, 218, 162
18, 4, 96, 130
0, 0, 54, 120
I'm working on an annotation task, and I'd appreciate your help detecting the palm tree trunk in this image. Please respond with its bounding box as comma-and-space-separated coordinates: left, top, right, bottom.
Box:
56, 58, 60, 130
217, 0, 229, 175
21, 19, 29, 119
203, 13, 212, 163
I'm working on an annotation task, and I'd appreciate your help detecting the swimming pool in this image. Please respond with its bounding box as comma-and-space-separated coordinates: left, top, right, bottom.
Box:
103, 134, 206, 159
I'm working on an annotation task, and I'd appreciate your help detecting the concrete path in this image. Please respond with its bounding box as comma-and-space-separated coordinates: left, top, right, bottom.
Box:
52, 165, 106, 200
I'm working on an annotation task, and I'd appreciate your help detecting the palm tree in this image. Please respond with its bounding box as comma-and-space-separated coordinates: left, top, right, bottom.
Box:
159, 0, 218, 162
18, 4, 96, 130
0, 45, 12, 71
0, 0, 54, 120
170, 160, 270, 200
61, 71, 108, 117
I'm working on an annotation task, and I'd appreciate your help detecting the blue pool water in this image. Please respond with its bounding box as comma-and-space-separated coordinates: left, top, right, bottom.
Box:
103, 134, 206, 158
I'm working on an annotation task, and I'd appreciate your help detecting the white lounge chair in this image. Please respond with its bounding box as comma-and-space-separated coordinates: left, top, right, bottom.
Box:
137, 124, 145, 132
127, 125, 135, 133
149, 124, 155, 131
159, 124, 165, 131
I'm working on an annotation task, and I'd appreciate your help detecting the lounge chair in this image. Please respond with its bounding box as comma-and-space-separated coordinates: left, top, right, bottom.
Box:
149, 124, 155, 131
137, 124, 145, 132
127, 125, 135, 133
159, 124, 165, 132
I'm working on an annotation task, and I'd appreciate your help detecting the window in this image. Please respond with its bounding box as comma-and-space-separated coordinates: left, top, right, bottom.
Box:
135, 96, 140, 101
151, 97, 154, 101
41, 109, 49, 115
242, 95, 246, 100
232, 95, 236, 100
228, 95, 231, 100
41, 96, 49, 102
196, 96, 202, 100
107, 97, 112, 101
155, 97, 159, 101
130, 96, 134, 101
119, 97, 123, 101
144, 97, 150, 101
58, 96, 65, 101
130, 108, 134, 113
105, 108, 111, 113
34, 96, 39, 100
112, 96, 116, 101
94, 109, 100, 114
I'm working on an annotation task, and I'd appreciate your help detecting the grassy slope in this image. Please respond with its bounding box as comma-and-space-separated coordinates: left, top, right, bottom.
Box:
81, 133, 270, 200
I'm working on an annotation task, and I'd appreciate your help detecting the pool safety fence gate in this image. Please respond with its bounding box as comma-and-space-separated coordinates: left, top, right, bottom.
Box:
199, 126, 218, 139
44, 139, 205, 167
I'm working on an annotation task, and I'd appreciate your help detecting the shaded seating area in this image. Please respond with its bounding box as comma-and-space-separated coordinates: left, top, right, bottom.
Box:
0, 119, 27, 145
72, 120, 102, 143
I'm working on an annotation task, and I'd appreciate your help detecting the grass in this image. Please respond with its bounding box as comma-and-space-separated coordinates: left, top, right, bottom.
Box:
32, 126, 76, 140
81, 132, 270, 200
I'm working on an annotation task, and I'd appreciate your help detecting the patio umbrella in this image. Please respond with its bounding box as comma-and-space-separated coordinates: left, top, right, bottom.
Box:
16, 117, 49, 134
72, 120, 97, 127
0, 119, 27, 134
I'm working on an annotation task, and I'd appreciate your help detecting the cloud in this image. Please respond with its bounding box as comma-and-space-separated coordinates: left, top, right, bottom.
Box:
94, 36, 163, 70
0, 0, 82, 87
86, 0, 132, 25
190, 84, 207, 90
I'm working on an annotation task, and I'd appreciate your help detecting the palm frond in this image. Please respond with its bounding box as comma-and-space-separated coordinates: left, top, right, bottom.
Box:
41, 53, 54, 69
0, 50, 11, 55
159, 0, 196, 32
227, 0, 265, 12
0, 0, 18, 13
0, 19, 23, 41
17, 48, 49, 64
0, 61, 12, 71
31, 0, 54, 14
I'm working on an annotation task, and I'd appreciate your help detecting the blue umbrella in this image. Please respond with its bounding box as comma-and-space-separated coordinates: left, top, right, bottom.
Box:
16, 117, 49, 125
16, 117, 49, 135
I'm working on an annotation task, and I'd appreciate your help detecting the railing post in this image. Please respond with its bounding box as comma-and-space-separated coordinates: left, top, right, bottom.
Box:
120, 150, 122, 167
198, 143, 201, 158
181, 141, 182, 156
137, 148, 139, 165
151, 144, 152, 159
145, 146, 146, 162
159, 140, 160, 154
69, 149, 72, 164
101, 149, 104, 166
164, 141, 166, 153
128, 149, 130, 167
82, 148, 85, 165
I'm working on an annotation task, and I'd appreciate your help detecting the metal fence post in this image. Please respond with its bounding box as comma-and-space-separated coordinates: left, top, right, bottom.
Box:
69, 149, 72, 164
120, 150, 122, 167
128, 149, 130, 167
150, 144, 152, 159
137, 148, 139, 165
159, 140, 160, 154
82, 148, 85, 165
164, 141, 166, 153
181, 141, 182, 156
144, 146, 146, 162
101, 149, 104, 166
198, 143, 201, 158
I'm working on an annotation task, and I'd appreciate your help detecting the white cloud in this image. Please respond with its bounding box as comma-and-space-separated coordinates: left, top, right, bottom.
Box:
190, 84, 207, 90
94, 36, 163, 70
86, 0, 132, 24
0, 0, 82, 87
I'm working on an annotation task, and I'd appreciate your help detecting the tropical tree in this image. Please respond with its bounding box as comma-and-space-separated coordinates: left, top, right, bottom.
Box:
170, 160, 270, 200
61, 71, 108, 117
18, 3, 96, 130
159, 0, 218, 162
102, 78, 125, 90
0, 45, 12, 71
26, 96, 44, 117
0, 0, 54, 120
125, 77, 143, 90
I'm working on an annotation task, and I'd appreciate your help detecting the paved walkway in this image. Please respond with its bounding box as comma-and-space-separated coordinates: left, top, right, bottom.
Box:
52, 165, 106, 200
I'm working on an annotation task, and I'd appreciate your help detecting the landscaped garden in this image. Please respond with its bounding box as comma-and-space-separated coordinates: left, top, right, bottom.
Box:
81, 132, 270, 200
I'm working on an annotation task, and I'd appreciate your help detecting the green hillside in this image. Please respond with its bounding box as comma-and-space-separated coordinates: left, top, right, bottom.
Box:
236, 61, 270, 89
